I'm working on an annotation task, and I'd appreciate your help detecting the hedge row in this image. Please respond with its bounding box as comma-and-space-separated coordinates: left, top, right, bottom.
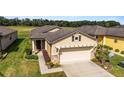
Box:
25, 55, 38, 60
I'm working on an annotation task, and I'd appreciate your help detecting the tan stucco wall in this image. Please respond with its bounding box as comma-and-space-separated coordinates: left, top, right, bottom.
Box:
1, 32, 17, 50
51, 33, 96, 55
45, 41, 51, 56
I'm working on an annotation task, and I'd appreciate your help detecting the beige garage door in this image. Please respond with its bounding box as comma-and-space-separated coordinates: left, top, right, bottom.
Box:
60, 47, 92, 64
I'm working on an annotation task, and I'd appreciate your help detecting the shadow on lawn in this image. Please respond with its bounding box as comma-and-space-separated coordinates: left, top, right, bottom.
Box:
5, 38, 24, 53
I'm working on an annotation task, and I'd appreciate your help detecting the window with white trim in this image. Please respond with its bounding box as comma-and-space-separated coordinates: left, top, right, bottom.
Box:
72, 35, 81, 41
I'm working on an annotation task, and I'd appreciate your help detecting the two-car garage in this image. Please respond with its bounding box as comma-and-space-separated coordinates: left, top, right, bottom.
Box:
50, 33, 97, 65
60, 47, 93, 64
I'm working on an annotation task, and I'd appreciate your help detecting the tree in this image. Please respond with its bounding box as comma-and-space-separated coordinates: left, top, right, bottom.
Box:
23, 18, 32, 26
0, 16, 121, 27
105, 21, 120, 27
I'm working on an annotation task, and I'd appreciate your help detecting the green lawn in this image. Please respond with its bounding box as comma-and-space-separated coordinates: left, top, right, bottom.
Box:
109, 55, 124, 77
92, 54, 124, 77
42, 71, 66, 77
0, 26, 66, 77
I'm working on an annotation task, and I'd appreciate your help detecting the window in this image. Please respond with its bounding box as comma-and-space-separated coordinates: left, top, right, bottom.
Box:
75, 37, 78, 40
114, 39, 118, 43
72, 35, 81, 41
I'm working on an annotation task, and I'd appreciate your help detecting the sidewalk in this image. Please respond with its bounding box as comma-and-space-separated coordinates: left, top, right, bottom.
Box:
37, 51, 63, 74
110, 50, 124, 57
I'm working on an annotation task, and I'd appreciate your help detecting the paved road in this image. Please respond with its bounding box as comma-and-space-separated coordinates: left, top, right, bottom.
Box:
62, 61, 114, 77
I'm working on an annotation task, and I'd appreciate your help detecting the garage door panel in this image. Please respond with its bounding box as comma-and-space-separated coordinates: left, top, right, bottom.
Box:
60, 47, 92, 64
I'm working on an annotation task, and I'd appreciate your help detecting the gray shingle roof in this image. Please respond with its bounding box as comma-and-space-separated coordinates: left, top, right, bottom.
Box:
45, 28, 77, 43
78, 25, 124, 38
30, 25, 60, 39
30, 25, 124, 44
106, 27, 124, 38
77, 25, 107, 36
0, 26, 16, 36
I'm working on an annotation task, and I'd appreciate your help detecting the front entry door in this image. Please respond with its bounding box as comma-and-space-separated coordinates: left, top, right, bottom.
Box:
36, 40, 41, 50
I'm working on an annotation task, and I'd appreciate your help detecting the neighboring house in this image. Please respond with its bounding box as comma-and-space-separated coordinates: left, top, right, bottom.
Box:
97, 27, 124, 52
30, 25, 97, 64
78, 25, 124, 52
0, 27, 17, 51
30, 25, 124, 64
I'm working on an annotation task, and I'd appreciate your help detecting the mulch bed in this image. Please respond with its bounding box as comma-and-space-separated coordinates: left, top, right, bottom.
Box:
42, 49, 51, 62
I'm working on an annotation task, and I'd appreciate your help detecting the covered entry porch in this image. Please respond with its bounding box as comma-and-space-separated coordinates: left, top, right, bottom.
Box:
32, 39, 45, 52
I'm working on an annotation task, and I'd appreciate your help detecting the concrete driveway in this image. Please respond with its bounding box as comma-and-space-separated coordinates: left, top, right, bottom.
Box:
62, 60, 114, 77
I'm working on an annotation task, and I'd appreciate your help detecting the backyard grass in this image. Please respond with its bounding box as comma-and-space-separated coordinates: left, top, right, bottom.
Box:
109, 55, 124, 77
0, 26, 66, 77
92, 55, 124, 77
42, 71, 66, 77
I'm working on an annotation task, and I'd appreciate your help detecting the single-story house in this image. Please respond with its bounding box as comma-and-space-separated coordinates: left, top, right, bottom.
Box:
0, 27, 17, 51
30, 25, 97, 64
77, 25, 124, 52
30, 25, 124, 64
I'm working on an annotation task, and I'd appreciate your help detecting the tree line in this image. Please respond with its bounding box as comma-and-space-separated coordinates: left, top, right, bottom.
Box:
0, 16, 121, 27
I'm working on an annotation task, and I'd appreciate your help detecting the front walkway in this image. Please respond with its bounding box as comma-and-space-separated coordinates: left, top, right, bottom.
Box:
37, 51, 62, 74
62, 60, 114, 77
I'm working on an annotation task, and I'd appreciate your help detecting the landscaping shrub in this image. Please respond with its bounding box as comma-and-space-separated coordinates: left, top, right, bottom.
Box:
105, 59, 110, 62
103, 45, 113, 50
121, 51, 124, 54
103, 45, 109, 49
46, 62, 54, 69
53, 63, 61, 68
46, 61, 60, 69
95, 44, 110, 65
25, 48, 32, 55
115, 49, 120, 52
25, 55, 38, 60
109, 47, 113, 50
